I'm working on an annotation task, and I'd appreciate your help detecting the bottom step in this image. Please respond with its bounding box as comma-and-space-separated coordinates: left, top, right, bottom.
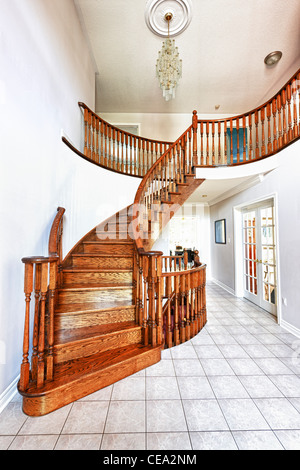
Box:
19, 343, 162, 416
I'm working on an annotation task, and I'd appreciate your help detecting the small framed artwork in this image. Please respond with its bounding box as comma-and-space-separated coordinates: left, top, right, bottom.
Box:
215, 219, 226, 244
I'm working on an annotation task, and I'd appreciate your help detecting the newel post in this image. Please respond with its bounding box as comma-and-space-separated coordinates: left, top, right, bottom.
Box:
19, 261, 34, 392
192, 110, 198, 169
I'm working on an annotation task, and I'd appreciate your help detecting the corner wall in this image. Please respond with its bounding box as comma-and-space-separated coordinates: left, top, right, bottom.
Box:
209, 140, 300, 333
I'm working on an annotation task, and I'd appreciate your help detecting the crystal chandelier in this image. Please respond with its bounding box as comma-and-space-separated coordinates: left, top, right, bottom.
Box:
156, 12, 182, 101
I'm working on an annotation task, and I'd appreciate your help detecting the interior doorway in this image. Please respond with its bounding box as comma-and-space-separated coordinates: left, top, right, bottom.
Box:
241, 199, 277, 316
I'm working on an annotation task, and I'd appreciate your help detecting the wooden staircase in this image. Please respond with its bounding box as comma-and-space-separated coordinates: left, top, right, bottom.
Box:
18, 114, 207, 417
20, 209, 163, 416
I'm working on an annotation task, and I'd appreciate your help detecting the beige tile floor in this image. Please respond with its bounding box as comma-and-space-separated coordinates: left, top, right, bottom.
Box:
1, 282, 300, 450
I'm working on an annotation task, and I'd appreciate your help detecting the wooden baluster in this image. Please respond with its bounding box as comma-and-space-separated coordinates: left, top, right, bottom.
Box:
166, 276, 173, 348
111, 128, 115, 170
31, 262, 41, 381
179, 274, 186, 343
199, 269, 204, 330
206, 122, 210, 165
138, 255, 143, 328
100, 121, 104, 165
188, 128, 192, 173
91, 115, 95, 161
198, 270, 203, 330
184, 250, 188, 270
242, 116, 247, 161
261, 107, 265, 156
108, 126, 112, 167
292, 78, 299, 138
137, 139, 141, 176
277, 94, 283, 148
19, 261, 34, 392
224, 120, 227, 164
282, 89, 288, 145
190, 272, 195, 338
254, 111, 259, 159
272, 98, 278, 152
37, 262, 48, 388
156, 255, 163, 345
141, 140, 145, 176
46, 260, 56, 381
120, 132, 124, 173
150, 142, 153, 169
211, 121, 215, 166
248, 114, 253, 160
236, 118, 240, 163
142, 256, 149, 345
200, 121, 204, 166
192, 110, 198, 169
287, 84, 293, 141
174, 276, 180, 346
133, 137, 137, 175
148, 256, 156, 346
267, 104, 272, 154
185, 272, 191, 341
230, 119, 233, 164
88, 111, 92, 159
83, 108, 88, 156
124, 133, 128, 174
218, 122, 221, 164
95, 118, 100, 163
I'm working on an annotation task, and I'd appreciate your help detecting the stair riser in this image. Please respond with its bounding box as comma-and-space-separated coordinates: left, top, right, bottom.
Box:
72, 256, 133, 269
55, 307, 136, 330
62, 271, 132, 286
83, 243, 134, 255
58, 288, 133, 305
93, 232, 132, 241
54, 328, 142, 364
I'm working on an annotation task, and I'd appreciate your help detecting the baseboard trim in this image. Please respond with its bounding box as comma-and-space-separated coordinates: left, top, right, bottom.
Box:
210, 278, 235, 296
280, 319, 300, 339
0, 375, 19, 414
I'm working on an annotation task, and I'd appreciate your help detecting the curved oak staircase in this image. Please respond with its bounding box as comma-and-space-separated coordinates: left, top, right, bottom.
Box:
18, 67, 300, 416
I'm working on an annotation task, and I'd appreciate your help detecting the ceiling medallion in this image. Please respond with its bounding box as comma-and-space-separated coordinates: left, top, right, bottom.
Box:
145, 0, 193, 38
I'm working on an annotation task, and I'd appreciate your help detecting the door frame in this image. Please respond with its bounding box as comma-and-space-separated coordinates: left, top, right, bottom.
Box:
233, 193, 281, 322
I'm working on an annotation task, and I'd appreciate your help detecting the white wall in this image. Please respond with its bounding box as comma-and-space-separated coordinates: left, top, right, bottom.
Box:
209, 140, 300, 333
0, 0, 140, 405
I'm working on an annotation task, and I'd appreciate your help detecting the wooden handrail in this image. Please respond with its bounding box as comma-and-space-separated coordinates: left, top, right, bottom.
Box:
193, 68, 300, 167
19, 209, 65, 393
69, 102, 172, 178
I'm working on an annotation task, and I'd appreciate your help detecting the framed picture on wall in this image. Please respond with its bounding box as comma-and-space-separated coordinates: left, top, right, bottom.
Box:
215, 219, 226, 244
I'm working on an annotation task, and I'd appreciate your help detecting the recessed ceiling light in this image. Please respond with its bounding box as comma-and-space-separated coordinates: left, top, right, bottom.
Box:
202, 195, 207, 198
264, 51, 282, 66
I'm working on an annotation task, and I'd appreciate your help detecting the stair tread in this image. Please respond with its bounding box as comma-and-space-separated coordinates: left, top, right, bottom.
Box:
55, 321, 139, 344
24, 343, 162, 394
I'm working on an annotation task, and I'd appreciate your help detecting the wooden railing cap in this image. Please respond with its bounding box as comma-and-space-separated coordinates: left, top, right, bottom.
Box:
22, 255, 59, 264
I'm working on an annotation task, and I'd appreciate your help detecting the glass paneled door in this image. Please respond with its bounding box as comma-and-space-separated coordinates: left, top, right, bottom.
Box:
242, 202, 277, 315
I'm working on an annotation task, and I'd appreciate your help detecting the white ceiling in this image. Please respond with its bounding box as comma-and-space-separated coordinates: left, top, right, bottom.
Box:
75, 0, 300, 115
